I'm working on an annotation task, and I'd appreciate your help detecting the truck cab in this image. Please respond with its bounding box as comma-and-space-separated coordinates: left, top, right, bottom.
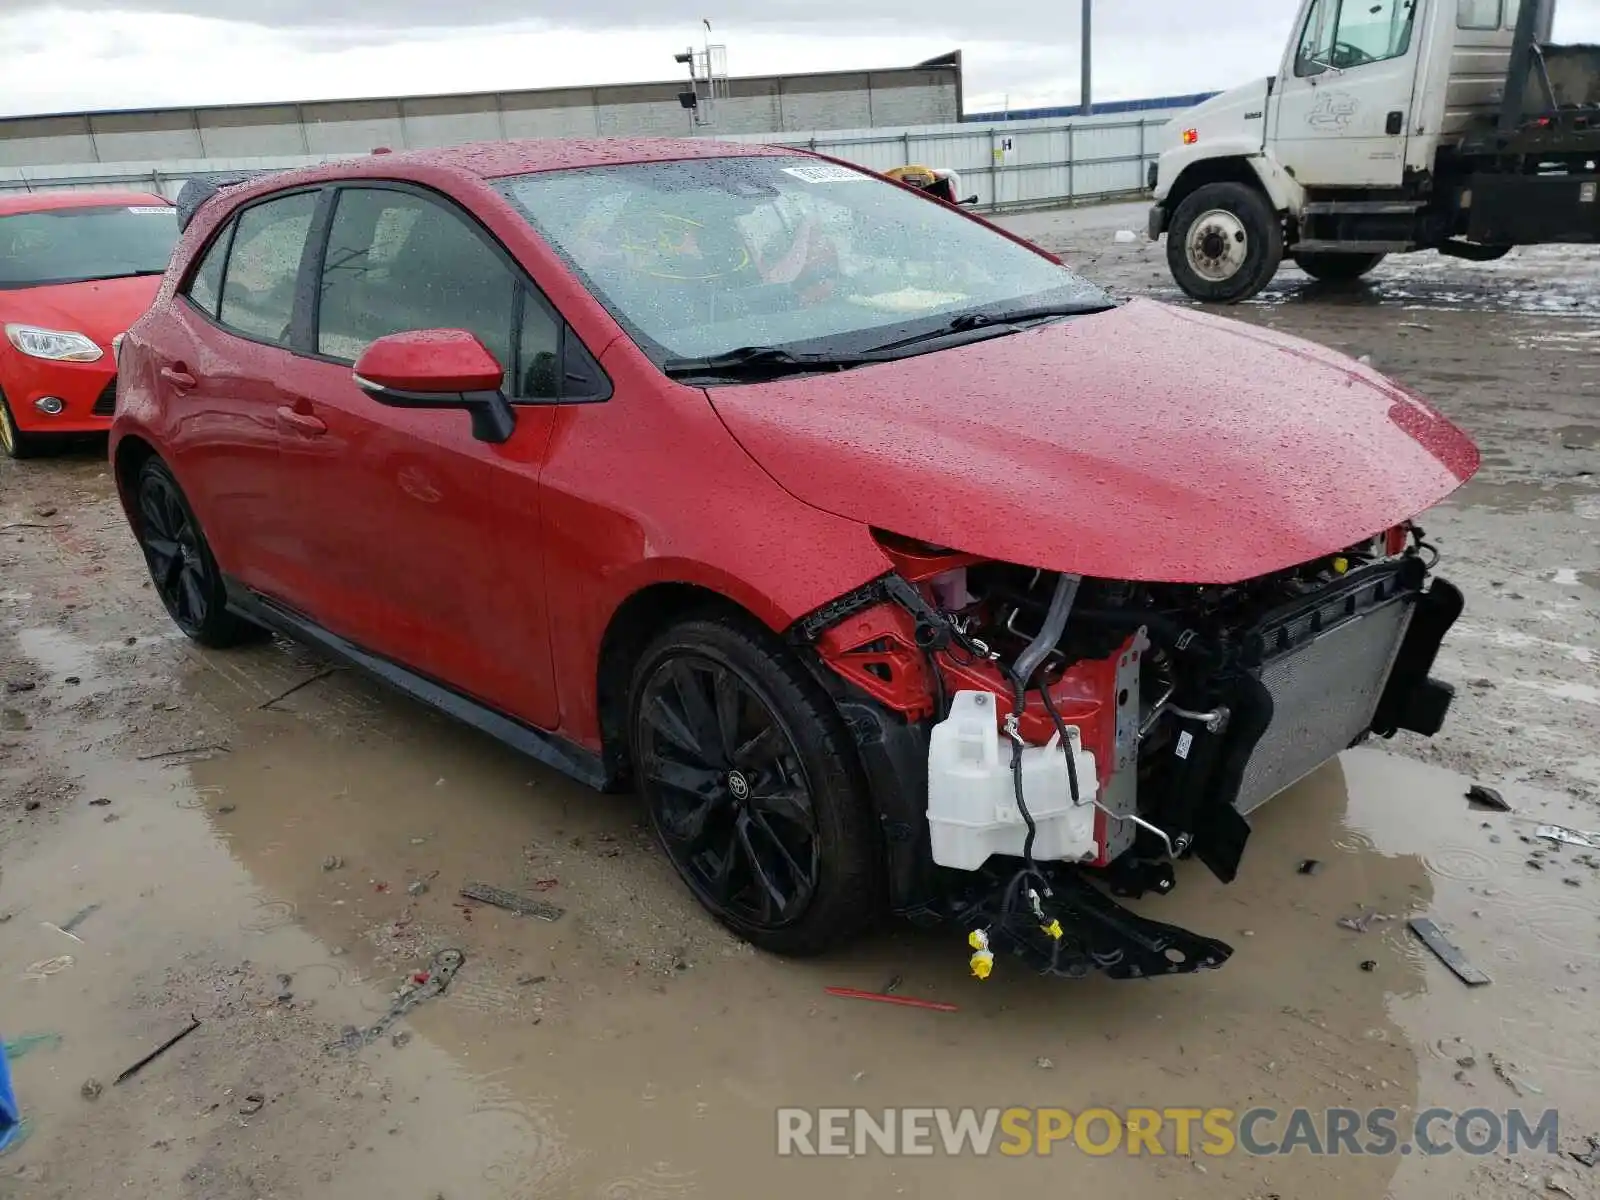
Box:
1148, 0, 1598, 302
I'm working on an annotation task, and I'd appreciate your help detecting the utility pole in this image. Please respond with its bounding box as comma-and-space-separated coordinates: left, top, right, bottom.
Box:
1080, 0, 1092, 117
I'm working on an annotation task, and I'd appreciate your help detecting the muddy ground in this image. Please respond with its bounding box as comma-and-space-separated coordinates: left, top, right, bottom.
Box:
2, 205, 1597, 1200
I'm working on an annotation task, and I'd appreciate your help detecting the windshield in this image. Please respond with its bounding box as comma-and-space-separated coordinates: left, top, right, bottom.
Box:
0, 203, 179, 290
496, 155, 1108, 363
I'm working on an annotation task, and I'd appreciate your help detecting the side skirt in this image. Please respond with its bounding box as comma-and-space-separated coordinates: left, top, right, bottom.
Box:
224, 579, 610, 792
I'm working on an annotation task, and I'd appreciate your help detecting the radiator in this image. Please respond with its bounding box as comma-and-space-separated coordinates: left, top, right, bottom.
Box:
1233, 579, 1415, 816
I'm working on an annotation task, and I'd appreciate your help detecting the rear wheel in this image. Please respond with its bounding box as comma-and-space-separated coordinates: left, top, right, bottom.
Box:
1293, 251, 1387, 282
134, 457, 265, 648
0, 390, 45, 460
627, 617, 879, 956
1166, 182, 1284, 304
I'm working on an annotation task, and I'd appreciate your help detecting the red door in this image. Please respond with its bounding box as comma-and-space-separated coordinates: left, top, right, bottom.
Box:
270, 185, 563, 729
151, 190, 320, 599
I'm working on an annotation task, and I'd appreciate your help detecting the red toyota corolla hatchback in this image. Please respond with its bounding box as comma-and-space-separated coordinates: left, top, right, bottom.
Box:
1, 190, 178, 458
112, 140, 1478, 981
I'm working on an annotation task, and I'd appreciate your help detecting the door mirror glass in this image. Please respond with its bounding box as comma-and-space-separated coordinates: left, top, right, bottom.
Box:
353, 329, 515, 443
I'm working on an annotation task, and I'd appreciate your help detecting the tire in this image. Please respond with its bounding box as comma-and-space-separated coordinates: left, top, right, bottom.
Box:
0, 390, 45, 460
1166, 182, 1284, 303
1293, 251, 1386, 282
133, 457, 265, 648
627, 617, 879, 956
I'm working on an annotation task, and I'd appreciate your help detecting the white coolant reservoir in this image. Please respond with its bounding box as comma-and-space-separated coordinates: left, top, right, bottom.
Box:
927, 690, 1100, 871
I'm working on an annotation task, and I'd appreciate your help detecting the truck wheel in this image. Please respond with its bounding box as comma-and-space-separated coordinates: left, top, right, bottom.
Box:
628, 617, 880, 956
1293, 251, 1386, 282
1167, 182, 1284, 303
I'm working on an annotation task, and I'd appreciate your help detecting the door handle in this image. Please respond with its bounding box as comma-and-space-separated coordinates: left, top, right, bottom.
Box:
275, 405, 327, 437
160, 366, 197, 391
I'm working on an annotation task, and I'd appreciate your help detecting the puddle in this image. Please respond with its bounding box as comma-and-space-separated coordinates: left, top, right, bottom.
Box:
4, 620, 1597, 1198
1448, 476, 1599, 515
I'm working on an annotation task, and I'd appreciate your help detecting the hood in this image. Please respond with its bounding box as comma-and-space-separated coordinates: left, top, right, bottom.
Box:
706, 299, 1479, 585
0, 274, 163, 350
1159, 78, 1271, 153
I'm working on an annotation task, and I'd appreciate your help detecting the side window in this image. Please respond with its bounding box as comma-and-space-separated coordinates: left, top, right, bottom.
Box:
185, 225, 232, 319
517, 294, 561, 400
1298, 0, 1418, 75
1458, 0, 1502, 27
316, 188, 515, 384
217, 193, 316, 345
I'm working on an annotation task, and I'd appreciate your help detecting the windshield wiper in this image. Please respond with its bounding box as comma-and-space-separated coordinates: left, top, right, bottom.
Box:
662, 345, 891, 380
865, 300, 1117, 354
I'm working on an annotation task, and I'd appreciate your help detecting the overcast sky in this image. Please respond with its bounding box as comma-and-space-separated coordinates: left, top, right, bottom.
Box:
2, 2, 1599, 119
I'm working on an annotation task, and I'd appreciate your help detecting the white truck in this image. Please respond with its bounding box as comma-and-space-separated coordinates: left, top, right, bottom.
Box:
1147, 0, 1599, 301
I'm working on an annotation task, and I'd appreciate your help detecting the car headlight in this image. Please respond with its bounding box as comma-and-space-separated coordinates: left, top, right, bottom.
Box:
4, 324, 104, 363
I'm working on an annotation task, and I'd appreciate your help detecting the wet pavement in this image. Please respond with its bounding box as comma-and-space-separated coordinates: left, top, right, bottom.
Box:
2, 211, 1598, 1199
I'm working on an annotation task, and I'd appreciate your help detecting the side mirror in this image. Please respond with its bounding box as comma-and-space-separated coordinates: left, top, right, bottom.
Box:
960, 194, 980, 206
354, 329, 515, 444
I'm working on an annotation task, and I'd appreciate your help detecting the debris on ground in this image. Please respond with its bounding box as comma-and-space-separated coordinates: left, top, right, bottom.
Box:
238, 1092, 265, 1116
60, 904, 100, 934
882, 974, 904, 995
458, 882, 564, 922
113, 1015, 201, 1085
23, 956, 74, 979
328, 949, 464, 1052
257, 667, 337, 711
88, 797, 110, 807
1536, 825, 1600, 850
1113, 229, 1138, 243
1360, 960, 1378, 972
3, 679, 35, 694
1488, 1052, 1541, 1097
1466, 784, 1512, 812
1035, 1056, 1054, 1069
823, 986, 959, 1013
80, 1078, 102, 1101
1337, 909, 1394, 933
22, 799, 39, 811
515, 974, 546, 986
1546, 1174, 1577, 1198
1297, 858, 1324, 875
322, 855, 343, 871
391, 1030, 411, 1048
3, 1034, 62, 1061
275, 974, 294, 1004
531, 878, 559, 891
1408, 917, 1491, 986
1569, 1135, 1600, 1169
406, 880, 429, 897
135, 743, 230, 762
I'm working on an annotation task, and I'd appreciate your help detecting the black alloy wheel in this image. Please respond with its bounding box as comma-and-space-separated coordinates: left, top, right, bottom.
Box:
628, 619, 879, 955
134, 457, 263, 647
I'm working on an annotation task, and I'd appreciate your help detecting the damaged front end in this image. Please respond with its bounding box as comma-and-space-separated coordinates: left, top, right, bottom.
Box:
792, 526, 1463, 981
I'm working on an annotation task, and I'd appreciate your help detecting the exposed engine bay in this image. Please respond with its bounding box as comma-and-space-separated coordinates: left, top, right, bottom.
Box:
797, 525, 1463, 982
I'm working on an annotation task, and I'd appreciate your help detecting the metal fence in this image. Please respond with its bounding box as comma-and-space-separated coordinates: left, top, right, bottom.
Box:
0, 109, 1181, 213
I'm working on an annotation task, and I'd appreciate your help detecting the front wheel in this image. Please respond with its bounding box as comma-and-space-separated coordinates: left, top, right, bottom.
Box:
627, 617, 880, 956
0, 391, 45, 460
1166, 182, 1284, 304
1293, 251, 1387, 282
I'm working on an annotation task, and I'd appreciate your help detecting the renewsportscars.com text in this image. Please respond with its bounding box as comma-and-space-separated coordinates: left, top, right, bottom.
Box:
775, 1106, 1561, 1158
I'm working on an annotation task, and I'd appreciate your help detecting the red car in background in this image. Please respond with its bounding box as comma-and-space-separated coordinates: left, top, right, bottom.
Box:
110, 141, 1475, 981
0, 191, 178, 458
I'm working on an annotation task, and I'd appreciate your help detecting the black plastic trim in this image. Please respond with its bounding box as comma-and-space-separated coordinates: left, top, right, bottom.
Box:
1371, 575, 1463, 738
224, 579, 609, 791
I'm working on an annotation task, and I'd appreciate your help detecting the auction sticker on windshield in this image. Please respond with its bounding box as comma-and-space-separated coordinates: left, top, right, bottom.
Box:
782, 163, 869, 184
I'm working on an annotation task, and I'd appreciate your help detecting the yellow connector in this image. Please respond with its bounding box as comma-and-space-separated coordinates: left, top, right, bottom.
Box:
1332, 556, 1349, 574
1041, 918, 1063, 940
968, 929, 989, 951
970, 949, 994, 980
